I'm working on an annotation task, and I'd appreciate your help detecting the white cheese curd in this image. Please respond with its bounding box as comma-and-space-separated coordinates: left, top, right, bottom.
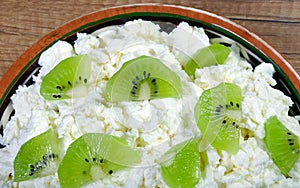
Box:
0, 19, 299, 187
0, 144, 16, 187
74, 33, 110, 64
168, 22, 210, 65
37, 41, 75, 80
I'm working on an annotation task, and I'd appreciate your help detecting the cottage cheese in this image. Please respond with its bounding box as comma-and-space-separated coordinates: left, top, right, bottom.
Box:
0, 19, 299, 187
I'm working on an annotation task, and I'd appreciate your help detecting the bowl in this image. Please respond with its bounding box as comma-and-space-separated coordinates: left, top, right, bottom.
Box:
0, 3, 299, 186
0, 4, 299, 120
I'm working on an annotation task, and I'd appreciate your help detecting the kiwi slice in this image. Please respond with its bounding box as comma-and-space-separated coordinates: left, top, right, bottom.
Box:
13, 129, 61, 182
158, 139, 201, 188
264, 116, 300, 175
195, 82, 242, 154
106, 55, 182, 102
58, 133, 141, 187
185, 43, 231, 79
40, 55, 92, 100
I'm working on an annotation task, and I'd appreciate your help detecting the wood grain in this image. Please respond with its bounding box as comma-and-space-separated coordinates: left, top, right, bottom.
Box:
1, 0, 299, 81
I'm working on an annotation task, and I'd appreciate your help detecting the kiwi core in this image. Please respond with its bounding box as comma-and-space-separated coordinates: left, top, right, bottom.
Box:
90, 165, 106, 181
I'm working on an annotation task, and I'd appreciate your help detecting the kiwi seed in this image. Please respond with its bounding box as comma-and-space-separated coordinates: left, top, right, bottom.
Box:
52, 94, 61, 99
49, 153, 56, 159
84, 157, 106, 165
287, 132, 295, 146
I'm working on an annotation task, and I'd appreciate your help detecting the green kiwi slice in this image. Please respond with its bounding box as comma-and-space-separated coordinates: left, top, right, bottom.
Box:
195, 82, 242, 154
58, 133, 141, 187
185, 43, 231, 79
106, 55, 182, 102
264, 116, 300, 175
13, 129, 61, 182
158, 139, 201, 188
40, 55, 92, 100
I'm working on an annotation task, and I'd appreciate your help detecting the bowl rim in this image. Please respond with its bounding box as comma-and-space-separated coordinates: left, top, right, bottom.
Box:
0, 3, 299, 103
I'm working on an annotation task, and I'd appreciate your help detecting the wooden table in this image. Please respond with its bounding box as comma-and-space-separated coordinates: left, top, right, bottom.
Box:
1, 0, 299, 81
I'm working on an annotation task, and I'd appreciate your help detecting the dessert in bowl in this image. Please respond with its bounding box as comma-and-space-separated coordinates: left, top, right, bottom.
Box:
0, 4, 299, 188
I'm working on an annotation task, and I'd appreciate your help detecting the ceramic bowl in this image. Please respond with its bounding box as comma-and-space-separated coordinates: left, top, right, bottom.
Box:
1, 4, 299, 125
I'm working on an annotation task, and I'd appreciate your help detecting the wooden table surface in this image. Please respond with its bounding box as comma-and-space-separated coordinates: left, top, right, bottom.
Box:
1, 0, 299, 81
